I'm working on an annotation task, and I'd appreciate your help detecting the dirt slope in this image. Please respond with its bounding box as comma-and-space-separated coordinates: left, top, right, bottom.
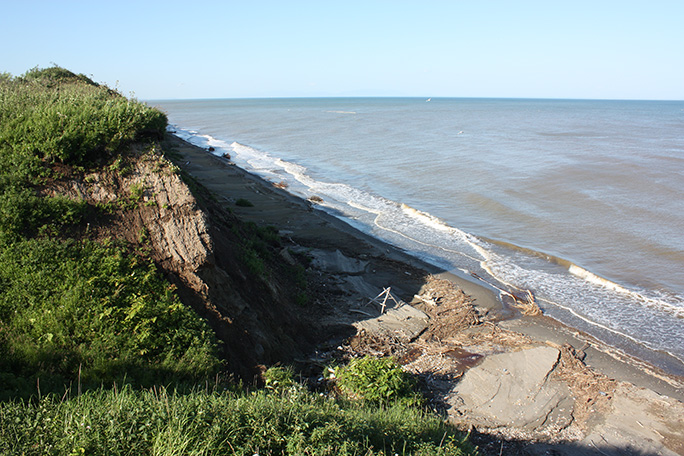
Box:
45, 144, 318, 380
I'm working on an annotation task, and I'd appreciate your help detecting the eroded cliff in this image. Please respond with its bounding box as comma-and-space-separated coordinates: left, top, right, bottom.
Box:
45, 142, 316, 380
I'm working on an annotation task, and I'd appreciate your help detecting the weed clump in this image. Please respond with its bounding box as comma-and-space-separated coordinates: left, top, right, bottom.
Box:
235, 197, 254, 207
334, 356, 422, 406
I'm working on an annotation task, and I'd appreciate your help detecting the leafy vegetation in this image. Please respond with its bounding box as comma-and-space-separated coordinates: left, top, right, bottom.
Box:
0, 386, 477, 456
0, 238, 220, 399
239, 222, 283, 278
0, 67, 166, 177
263, 365, 297, 391
335, 356, 422, 406
235, 197, 254, 207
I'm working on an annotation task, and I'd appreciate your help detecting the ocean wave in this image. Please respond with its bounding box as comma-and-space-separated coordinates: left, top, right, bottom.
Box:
401, 204, 452, 233
568, 264, 631, 292
569, 264, 684, 318
400, 204, 490, 253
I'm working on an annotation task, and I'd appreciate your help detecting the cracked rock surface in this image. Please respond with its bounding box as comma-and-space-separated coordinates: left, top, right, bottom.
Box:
447, 346, 574, 432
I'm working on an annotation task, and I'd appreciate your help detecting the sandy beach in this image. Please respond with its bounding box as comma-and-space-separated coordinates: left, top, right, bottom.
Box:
166, 133, 684, 455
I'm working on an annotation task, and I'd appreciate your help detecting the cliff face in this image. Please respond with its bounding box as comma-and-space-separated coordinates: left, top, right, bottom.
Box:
46, 145, 315, 380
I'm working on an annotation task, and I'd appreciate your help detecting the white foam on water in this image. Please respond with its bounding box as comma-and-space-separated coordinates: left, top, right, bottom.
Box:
569, 264, 631, 292
399, 203, 490, 261
569, 264, 684, 318
401, 203, 453, 233
348, 201, 383, 215
169, 125, 233, 159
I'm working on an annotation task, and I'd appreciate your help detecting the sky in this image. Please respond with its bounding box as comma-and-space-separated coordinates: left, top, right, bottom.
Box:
2, 0, 683, 100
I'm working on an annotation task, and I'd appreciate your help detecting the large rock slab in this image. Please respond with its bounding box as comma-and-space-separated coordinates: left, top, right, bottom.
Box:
353, 302, 429, 342
447, 346, 574, 432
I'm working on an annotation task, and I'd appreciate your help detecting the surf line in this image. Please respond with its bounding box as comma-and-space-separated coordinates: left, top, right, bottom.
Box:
569, 265, 684, 318
349, 201, 546, 308
472, 248, 684, 365
475, 245, 683, 353
347, 201, 483, 263
392, 204, 544, 301
536, 293, 684, 363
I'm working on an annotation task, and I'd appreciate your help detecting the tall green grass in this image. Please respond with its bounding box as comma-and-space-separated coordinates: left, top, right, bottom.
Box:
0, 386, 477, 456
0, 67, 166, 179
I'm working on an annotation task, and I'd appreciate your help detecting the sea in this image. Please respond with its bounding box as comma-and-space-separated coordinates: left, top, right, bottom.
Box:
151, 97, 684, 377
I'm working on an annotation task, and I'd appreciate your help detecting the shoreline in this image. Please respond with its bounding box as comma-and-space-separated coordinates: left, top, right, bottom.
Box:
167, 133, 684, 400
166, 121, 684, 380
165, 133, 684, 453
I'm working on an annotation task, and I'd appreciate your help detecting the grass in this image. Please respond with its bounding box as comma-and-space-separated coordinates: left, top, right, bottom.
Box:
0, 238, 221, 399
0, 385, 477, 456
0, 67, 166, 175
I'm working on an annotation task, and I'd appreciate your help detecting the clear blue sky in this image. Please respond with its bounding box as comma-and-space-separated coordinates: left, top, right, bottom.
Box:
2, 0, 683, 100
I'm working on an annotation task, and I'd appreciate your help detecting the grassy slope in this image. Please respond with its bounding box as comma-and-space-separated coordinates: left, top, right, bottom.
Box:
0, 67, 220, 397
0, 67, 477, 455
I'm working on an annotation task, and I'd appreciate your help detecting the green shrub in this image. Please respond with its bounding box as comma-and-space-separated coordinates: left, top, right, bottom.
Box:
335, 356, 422, 406
129, 182, 145, 201
242, 247, 265, 277
0, 187, 86, 242
262, 365, 296, 391
295, 291, 310, 307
